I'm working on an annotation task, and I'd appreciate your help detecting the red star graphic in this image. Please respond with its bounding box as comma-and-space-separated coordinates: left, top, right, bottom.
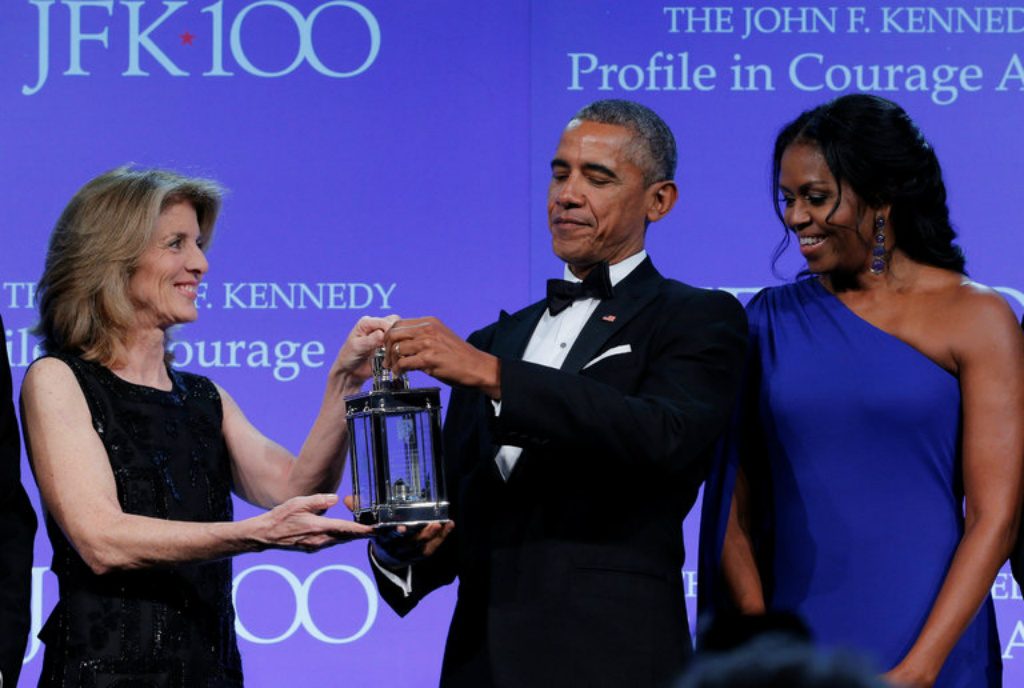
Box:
180, 31, 195, 46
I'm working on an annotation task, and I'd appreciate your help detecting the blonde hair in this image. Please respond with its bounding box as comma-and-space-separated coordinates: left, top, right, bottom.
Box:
36, 166, 223, 366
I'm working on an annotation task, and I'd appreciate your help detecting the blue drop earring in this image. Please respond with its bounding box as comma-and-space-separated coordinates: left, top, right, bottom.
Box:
870, 217, 887, 275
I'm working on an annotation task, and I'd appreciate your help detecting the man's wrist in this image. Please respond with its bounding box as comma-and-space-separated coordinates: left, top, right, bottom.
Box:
477, 354, 501, 400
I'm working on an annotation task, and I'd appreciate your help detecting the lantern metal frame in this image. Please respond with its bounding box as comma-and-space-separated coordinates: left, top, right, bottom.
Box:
345, 351, 449, 526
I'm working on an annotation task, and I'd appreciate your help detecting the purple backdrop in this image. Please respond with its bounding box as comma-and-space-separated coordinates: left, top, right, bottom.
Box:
3, 1, 1024, 685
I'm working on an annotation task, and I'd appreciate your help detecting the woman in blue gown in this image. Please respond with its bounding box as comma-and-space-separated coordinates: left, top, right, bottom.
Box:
699, 95, 1024, 687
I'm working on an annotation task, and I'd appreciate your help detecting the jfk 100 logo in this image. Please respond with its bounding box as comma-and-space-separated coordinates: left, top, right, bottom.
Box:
22, 0, 382, 95
24, 563, 381, 664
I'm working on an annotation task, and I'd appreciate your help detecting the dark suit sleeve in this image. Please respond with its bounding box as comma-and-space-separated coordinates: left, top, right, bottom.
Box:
0, 313, 37, 687
494, 289, 747, 474
370, 530, 458, 617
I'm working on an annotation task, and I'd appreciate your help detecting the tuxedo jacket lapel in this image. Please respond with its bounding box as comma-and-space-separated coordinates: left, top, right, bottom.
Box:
561, 258, 661, 373
491, 302, 546, 360
475, 262, 660, 480
471, 302, 547, 482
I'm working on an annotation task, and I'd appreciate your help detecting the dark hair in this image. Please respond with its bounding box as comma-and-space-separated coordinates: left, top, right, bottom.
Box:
771, 94, 965, 274
572, 99, 677, 185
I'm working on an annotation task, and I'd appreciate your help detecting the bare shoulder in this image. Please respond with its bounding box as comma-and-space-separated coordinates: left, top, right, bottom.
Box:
22, 356, 79, 400
212, 381, 255, 434
942, 279, 1023, 361
21, 357, 94, 438
212, 381, 244, 415
948, 279, 1019, 329
212, 381, 232, 402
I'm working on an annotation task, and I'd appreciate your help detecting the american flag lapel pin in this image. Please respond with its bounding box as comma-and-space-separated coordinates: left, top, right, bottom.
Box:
602, 314, 616, 322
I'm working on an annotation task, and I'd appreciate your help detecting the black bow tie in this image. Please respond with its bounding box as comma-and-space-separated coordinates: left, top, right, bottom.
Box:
546, 262, 614, 316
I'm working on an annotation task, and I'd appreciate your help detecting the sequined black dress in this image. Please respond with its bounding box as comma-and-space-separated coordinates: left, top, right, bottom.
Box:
38, 354, 244, 687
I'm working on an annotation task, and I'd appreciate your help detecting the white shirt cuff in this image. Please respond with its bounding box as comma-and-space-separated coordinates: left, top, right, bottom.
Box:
369, 545, 413, 597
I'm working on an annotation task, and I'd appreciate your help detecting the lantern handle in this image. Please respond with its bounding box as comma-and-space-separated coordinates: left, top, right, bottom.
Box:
372, 346, 410, 391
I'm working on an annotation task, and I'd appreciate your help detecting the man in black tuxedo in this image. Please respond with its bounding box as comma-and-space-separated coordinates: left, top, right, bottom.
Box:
0, 312, 36, 688
371, 100, 747, 687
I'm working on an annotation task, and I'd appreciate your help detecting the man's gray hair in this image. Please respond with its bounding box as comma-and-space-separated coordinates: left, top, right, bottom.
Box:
571, 99, 677, 185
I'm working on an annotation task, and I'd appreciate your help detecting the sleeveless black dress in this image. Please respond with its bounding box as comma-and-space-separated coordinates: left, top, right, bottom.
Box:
38, 354, 244, 687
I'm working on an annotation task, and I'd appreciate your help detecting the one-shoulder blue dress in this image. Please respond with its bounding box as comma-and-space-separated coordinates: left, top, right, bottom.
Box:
699, 278, 1001, 686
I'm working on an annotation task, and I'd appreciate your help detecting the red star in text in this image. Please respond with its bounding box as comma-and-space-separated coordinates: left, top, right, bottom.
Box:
180, 31, 195, 46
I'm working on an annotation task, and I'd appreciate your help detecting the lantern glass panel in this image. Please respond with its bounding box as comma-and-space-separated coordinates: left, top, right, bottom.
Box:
352, 413, 376, 512
383, 411, 436, 504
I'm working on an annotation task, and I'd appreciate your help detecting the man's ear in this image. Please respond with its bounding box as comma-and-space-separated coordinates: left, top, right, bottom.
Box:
647, 180, 678, 223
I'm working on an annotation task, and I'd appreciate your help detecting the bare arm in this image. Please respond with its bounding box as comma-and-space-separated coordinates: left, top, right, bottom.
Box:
722, 465, 766, 614
222, 315, 397, 508
885, 292, 1024, 687
22, 357, 372, 575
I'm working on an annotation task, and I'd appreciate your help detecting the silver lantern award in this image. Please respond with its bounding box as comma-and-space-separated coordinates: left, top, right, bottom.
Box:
345, 347, 449, 526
